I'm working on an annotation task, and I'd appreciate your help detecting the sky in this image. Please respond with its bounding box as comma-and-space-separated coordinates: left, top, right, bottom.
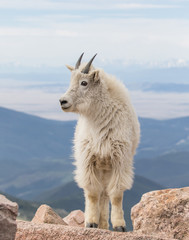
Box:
0, 0, 189, 120
0, 0, 189, 66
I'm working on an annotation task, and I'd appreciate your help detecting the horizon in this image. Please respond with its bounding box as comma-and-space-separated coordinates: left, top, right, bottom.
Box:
1, 101, 189, 122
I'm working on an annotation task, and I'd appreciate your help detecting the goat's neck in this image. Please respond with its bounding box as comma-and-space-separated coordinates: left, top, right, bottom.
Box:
85, 96, 121, 138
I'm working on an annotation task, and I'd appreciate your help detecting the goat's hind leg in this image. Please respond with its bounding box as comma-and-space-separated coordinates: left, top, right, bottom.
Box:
84, 190, 100, 228
99, 191, 109, 229
110, 191, 126, 232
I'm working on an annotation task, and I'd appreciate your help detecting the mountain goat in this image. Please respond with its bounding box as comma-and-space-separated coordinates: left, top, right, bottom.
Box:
59, 53, 140, 232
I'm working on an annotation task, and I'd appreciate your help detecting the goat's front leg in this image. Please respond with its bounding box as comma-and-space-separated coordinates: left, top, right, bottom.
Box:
110, 191, 126, 232
84, 189, 100, 228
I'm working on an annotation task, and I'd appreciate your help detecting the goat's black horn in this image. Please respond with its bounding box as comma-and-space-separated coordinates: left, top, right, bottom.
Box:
75, 52, 84, 69
81, 53, 97, 74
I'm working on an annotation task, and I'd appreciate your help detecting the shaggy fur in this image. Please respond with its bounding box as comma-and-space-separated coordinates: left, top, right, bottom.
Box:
60, 58, 140, 231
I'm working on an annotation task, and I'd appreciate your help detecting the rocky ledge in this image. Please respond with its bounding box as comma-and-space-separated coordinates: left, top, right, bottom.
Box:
15, 220, 174, 240
0, 187, 189, 240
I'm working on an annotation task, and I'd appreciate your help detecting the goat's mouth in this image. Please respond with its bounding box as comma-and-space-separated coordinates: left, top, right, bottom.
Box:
61, 105, 72, 111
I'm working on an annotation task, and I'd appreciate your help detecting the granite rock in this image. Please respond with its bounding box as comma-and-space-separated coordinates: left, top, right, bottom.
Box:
32, 204, 67, 225
131, 187, 189, 240
16, 220, 175, 240
63, 210, 84, 227
0, 194, 18, 240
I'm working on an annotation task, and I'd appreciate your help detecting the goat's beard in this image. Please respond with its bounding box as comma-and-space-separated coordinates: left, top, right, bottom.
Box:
75, 101, 91, 116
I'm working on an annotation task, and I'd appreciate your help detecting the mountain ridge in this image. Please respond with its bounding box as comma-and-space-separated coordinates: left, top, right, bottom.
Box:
0, 106, 188, 199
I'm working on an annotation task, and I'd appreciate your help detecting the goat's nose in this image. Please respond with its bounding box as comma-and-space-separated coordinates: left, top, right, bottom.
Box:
59, 99, 68, 105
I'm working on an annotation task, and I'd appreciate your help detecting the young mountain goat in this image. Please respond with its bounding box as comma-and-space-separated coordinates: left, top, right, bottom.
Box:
59, 53, 140, 232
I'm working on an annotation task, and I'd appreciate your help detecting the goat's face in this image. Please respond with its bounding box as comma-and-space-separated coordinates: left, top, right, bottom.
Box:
59, 54, 101, 114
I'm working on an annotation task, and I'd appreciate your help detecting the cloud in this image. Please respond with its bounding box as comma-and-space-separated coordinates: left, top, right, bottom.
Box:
0, 0, 188, 66
0, 0, 181, 11
0, 0, 69, 10
0, 17, 189, 66
0, 27, 78, 37
114, 3, 179, 9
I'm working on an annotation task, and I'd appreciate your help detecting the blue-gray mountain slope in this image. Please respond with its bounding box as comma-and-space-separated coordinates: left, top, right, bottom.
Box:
0, 106, 188, 199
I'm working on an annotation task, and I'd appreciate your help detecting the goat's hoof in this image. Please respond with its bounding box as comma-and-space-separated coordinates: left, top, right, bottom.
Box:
86, 223, 98, 228
113, 226, 127, 232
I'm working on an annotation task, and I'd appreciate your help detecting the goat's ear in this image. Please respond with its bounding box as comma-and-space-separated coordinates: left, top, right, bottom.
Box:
65, 64, 75, 72
89, 70, 100, 83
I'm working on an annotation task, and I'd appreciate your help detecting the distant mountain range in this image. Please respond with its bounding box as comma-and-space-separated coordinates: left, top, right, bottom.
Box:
1, 66, 189, 93
138, 117, 189, 158
141, 83, 189, 93
1, 65, 189, 84
0, 106, 75, 198
0, 106, 188, 200
0, 106, 75, 160
135, 152, 189, 188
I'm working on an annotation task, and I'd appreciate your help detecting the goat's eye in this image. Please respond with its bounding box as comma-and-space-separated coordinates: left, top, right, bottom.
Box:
81, 81, 88, 86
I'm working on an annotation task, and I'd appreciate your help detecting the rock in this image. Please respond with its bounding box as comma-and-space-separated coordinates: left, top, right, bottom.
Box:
32, 204, 67, 225
63, 210, 84, 227
0, 194, 18, 240
16, 220, 175, 240
131, 187, 189, 240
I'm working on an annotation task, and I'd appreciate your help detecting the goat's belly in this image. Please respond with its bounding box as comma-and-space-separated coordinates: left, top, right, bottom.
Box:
92, 154, 112, 171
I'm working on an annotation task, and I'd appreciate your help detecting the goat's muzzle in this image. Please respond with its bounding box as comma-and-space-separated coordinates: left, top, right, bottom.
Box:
59, 98, 72, 111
